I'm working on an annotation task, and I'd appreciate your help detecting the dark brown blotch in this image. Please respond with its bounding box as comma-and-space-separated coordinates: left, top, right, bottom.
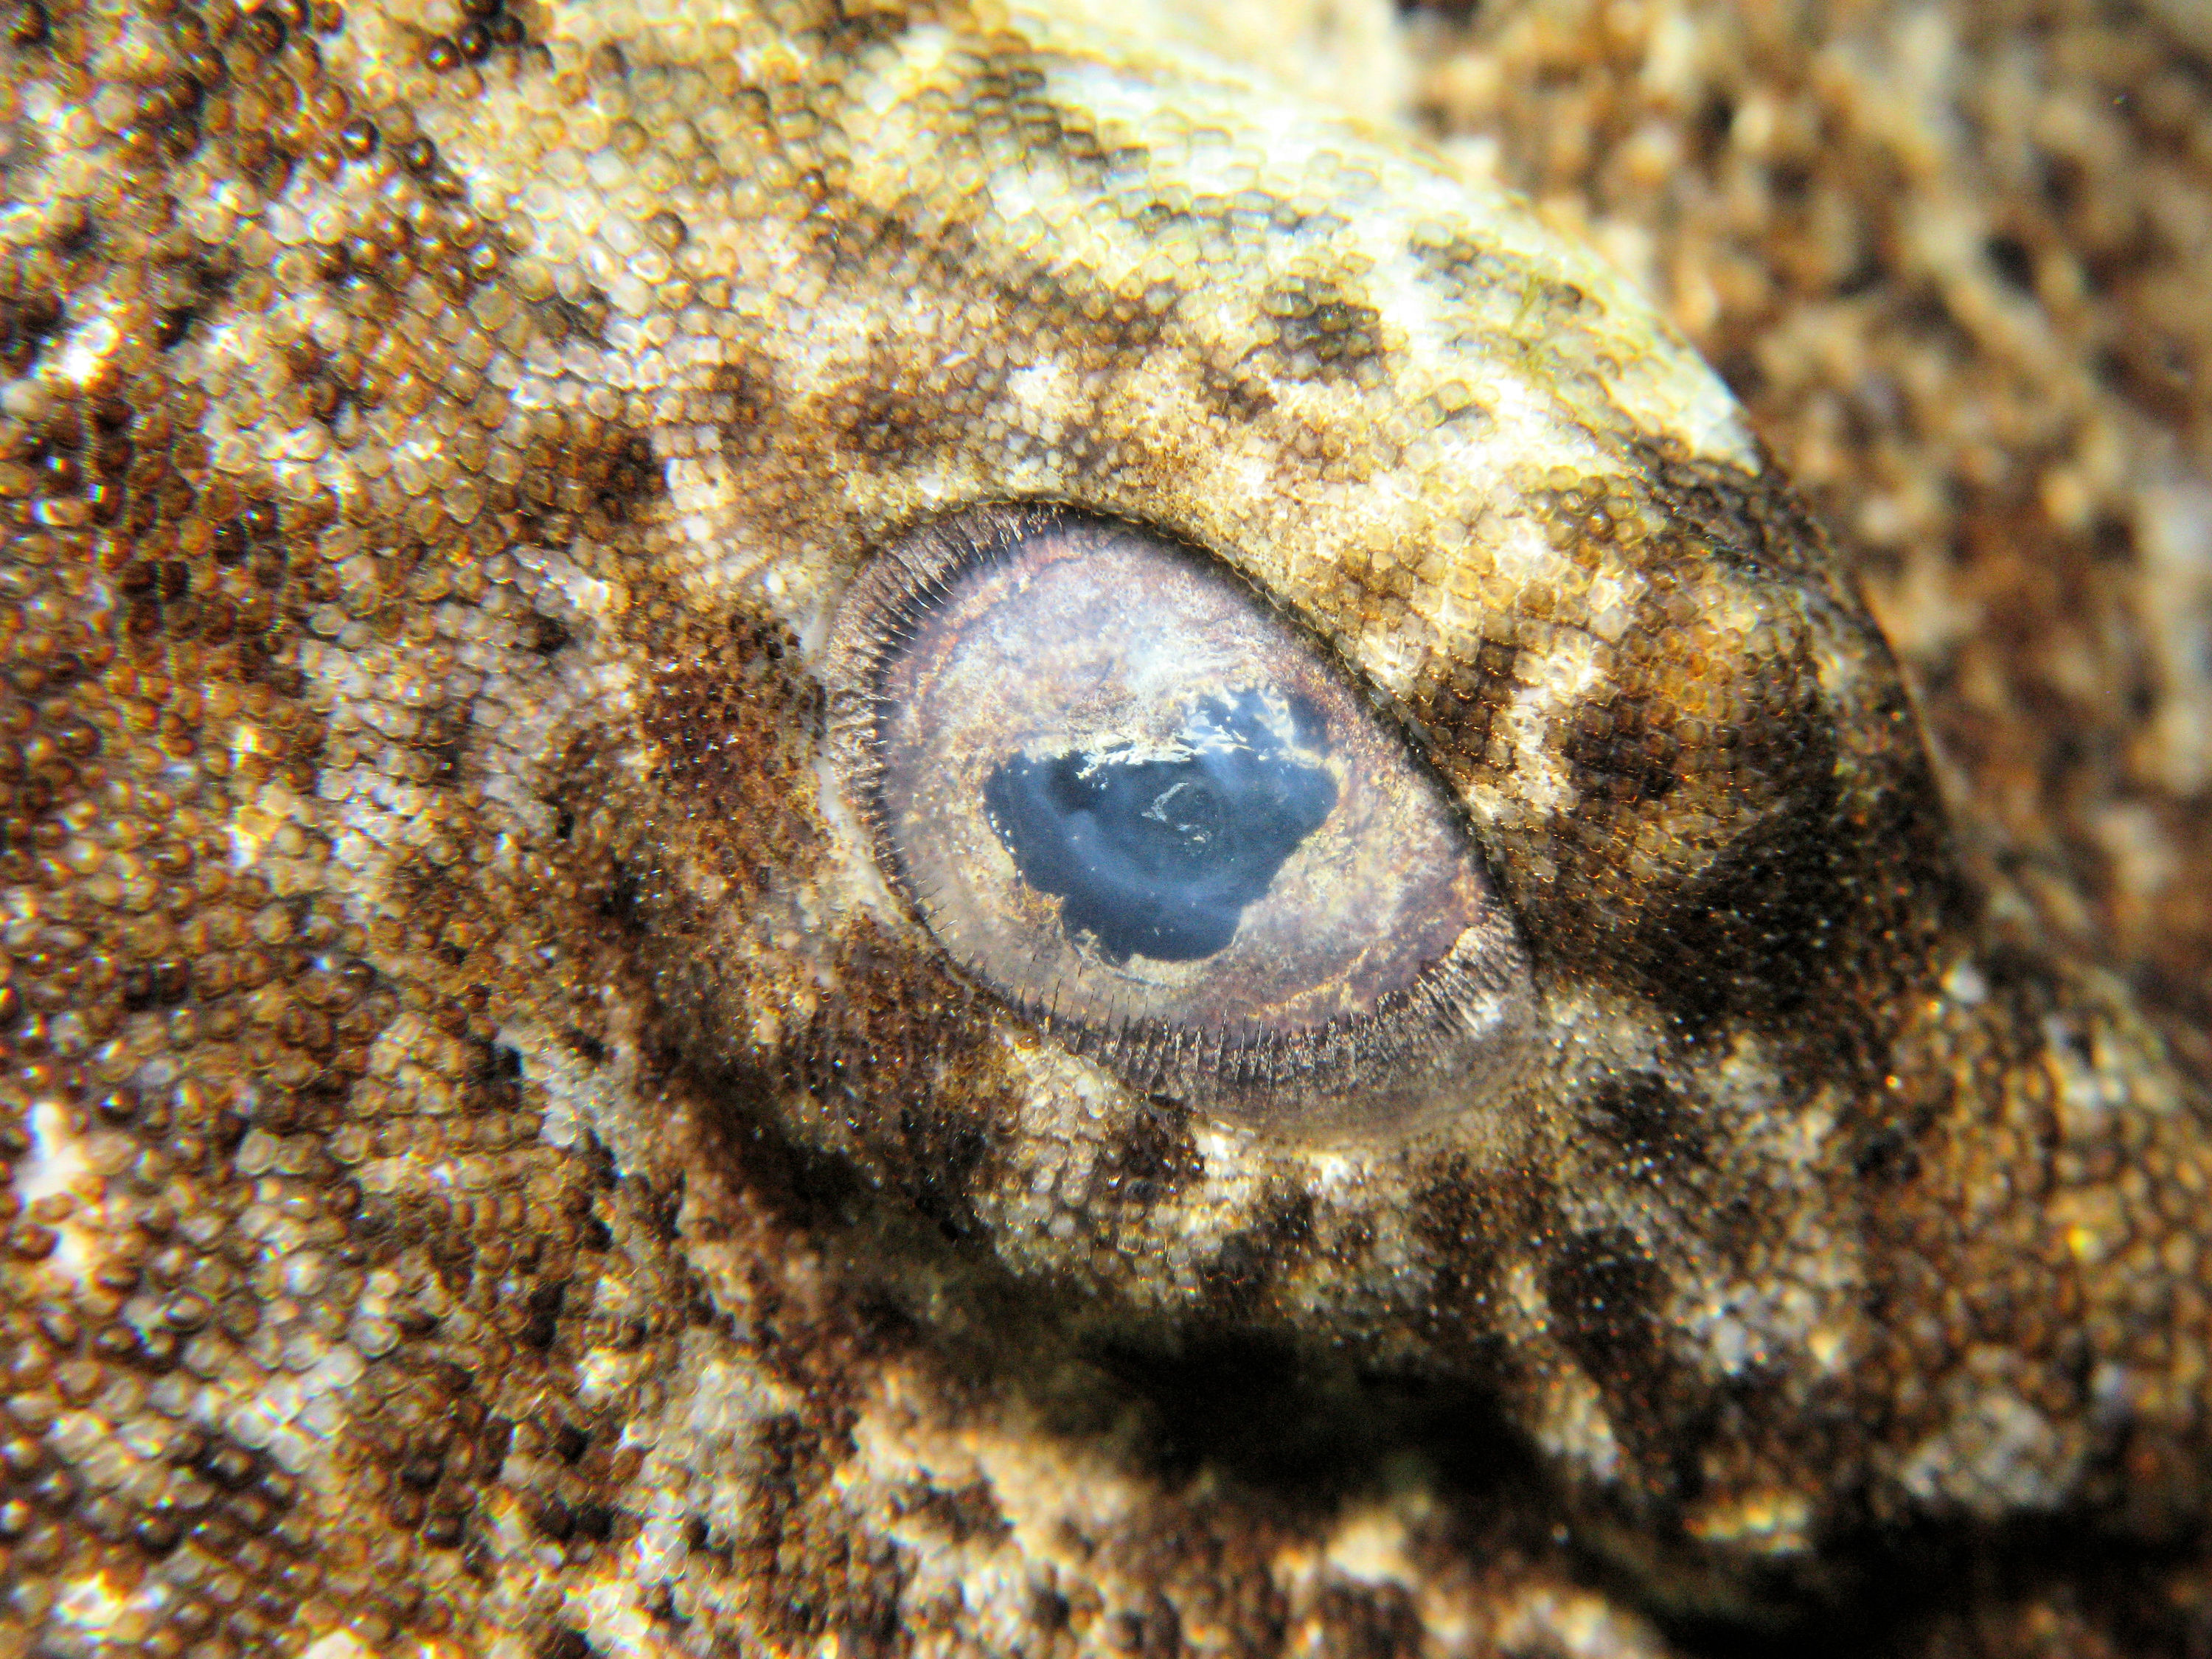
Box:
889, 1477, 1011, 1544
1408, 634, 1522, 787
1199, 1184, 1314, 1314
0, 291, 64, 375
595, 605, 1020, 1246
640, 605, 823, 906
504, 416, 665, 547
535, 285, 611, 345
7, 0, 50, 48
1409, 232, 1599, 335
1257, 277, 1386, 382
1411, 1153, 1543, 1368
1585, 1073, 1707, 1181
1622, 750, 1844, 1033
1542, 1227, 1677, 1441
1304, 1580, 1425, 1659
959, 58, 1118, 187
712, 357, 783, 461
786, 0, 917, 52
1561, 689, 1683, 807
740, 1413, 911, 1657
827, 354, 988, 467
799, 196, 1175, 378
1527, 549, 1857, 1039
891, 1095, 997, 1242
1096, 1096, 1203, 1208
751, 920, 1011, 1244
1633, 439, 1834, 589
1193, 357, 1277, 424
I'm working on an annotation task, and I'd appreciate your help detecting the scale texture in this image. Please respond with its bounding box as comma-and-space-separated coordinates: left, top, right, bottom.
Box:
1, 0, 2208, 1653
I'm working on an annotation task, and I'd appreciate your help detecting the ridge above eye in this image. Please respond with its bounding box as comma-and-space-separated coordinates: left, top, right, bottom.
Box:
824, 505, 1534, 1135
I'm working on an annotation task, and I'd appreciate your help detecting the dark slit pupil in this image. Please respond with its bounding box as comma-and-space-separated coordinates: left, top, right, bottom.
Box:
984, 691, 1336, 964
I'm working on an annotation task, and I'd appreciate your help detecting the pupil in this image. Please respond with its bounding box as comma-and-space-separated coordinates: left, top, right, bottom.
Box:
1144, 781, 1222, 855
984, 692, 1336, 963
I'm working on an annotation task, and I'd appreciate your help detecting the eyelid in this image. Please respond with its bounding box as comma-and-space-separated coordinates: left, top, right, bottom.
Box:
823, 503, 1535, 1138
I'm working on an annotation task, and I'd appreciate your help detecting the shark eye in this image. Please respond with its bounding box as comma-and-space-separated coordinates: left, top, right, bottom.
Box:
825, 506, 1530, 1132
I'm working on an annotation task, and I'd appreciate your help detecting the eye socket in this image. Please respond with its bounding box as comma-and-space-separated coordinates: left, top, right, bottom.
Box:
826, 507, 1531, 1133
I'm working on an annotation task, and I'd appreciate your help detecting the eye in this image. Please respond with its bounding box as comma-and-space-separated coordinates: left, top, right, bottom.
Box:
825, 507, 1531, 1132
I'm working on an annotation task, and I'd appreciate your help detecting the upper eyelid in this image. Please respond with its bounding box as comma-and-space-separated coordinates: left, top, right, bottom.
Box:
846, 501, 1470, 799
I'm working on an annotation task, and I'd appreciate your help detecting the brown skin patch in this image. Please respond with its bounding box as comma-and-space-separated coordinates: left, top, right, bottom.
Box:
1426, 458, 1959, 1095
1302, 1581, 1425, 1659
1583, 1073, 1708, 1183
338, 1071, 654, 1548
953, 58, 1124, 192
1199, 1184, 1316, 1315
1541, 1225, 1700, 1507
1406, 633, 1523, 791
128, 1431, 310, 1624
0, 291, 63, 377
1408, 231, 1599, 324
641, 608, 824, 905
890, 1475, 1012, 1544
1542, 1228, 1669, 1402
1082, 1495, 1293, 1659
1528, 570, 1848, 1032
611, 648, 1018, 1248
827, 341, 1015, 469
1097, 1096, 1204, 1210
611, 703, 1013, 1248
1256, 278, 1388, 383
782, 925, 1012, 1242
1194, 358, 1279, 424
735, 1413, 910, 1657
0, 394, 672, 1649
712, 358, 784, 463
1411, 1152, 1543, 1372
1621, 747, 1846, 1033
507, 419, 667, 549
1631, 438, 1839, 591
798, 196, 1176, 371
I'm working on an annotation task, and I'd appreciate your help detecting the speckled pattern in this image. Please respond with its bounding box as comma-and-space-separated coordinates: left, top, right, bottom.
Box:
1402, 0, 2212, 1085
1, 0, 2208, 1655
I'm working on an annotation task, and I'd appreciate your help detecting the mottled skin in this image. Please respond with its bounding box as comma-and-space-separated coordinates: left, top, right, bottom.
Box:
1, 0, 2208, 1655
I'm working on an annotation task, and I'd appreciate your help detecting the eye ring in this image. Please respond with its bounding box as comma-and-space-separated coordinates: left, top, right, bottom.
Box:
824, 504, 1534, 1137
